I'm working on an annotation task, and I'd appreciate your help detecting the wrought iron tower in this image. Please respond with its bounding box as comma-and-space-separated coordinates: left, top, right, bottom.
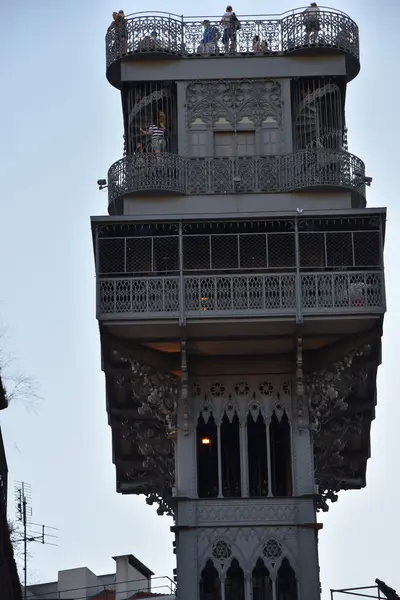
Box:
93, 7, 386, 600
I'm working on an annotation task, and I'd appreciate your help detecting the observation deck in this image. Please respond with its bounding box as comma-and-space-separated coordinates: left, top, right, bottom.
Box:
106, 7, 360, 88
107, 149, 366, 213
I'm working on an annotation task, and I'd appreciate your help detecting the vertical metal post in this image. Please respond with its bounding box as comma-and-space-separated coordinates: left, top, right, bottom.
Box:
217, 424, 223, 498
265, 420, 273, 497
239, 421, 248, 497
178, 222, 185, 325
294, 217, 302, 323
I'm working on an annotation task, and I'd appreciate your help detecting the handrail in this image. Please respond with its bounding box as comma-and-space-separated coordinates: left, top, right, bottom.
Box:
107, 149, 366, 204
105, 8, 360, 78
25, 575, 176, 599
124, 6, 353, 19
97, 270, 385, 319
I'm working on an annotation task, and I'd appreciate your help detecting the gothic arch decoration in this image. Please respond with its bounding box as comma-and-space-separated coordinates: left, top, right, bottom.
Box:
199, 559, 221, 600
193, 377, 293, 423
212, 540, 233, 572
250, 536, 297, 576
200, 538, 243, 577
186, 79, 282, 129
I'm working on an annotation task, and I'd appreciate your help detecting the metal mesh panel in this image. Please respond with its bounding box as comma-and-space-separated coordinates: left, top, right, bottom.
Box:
326, 232, 353, 268
98, 238, 125, 274
183, 236, 210, 271
126, 237, 152, 273
239, 235, 267, 269
267, 233, 296, 270
353, 231, 381, 267
299, 233, 325, 268
211, 235, 239, 270
153, 236, 180, 272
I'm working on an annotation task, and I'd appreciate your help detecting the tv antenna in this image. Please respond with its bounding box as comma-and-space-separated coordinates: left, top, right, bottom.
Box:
14, 481, 58, 600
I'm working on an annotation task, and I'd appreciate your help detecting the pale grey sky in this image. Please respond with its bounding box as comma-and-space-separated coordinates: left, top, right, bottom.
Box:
0, 1, 398, 598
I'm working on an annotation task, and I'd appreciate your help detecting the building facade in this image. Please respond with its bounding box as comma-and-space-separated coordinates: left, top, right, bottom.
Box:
25, 553, 174, 600
93, 7, 386, 600
0, 378, 23, 600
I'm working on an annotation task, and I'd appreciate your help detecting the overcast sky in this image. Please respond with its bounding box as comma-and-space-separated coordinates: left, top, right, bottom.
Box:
0, 1, 398, 598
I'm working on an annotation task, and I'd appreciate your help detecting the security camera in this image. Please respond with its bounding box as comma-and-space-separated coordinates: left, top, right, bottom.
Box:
353, 171, 372, 186
97, 179, 107, 186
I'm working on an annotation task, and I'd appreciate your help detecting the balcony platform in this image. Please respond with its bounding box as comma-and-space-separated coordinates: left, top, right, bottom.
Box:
106, 8, 360, 88
107, 150, 367, 213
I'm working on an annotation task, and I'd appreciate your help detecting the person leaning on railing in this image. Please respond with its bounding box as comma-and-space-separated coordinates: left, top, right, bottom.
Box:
303, 2, 320, 45
108, 9, 127, 55
220, 5, 241, 54
199, 20, 220, 55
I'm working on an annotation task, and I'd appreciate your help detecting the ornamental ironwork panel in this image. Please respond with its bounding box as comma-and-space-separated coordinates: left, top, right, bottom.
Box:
105, 9, 359, 66
281, 10, 359, 57
108, 154, 186, 198
98, 276, 180, 316
97, 271, 384, 319
186, 79, 282, 128
301, 271, 383, 311
184, 274, 297, 314
107, 150, 366, 203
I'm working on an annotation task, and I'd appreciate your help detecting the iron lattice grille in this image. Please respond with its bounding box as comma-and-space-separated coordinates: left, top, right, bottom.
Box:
98, 271, 383, 316
105, 9, 359, 66
95, 217, 385, 318
107, 150, 366, 202
97, 228, 381, 275
123, 83, 178, 157
298, 230, 381, 270
291, 77, 345, 153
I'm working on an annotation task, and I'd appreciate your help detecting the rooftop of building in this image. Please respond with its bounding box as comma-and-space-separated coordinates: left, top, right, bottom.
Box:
25, 553, 174, 600
105, 5, 361, 87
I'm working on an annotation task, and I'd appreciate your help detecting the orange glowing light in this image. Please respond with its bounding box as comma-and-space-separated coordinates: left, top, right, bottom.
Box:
201, 437, 211, 445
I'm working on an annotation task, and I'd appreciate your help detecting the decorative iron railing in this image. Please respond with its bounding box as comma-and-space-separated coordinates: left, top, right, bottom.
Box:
105, 7, 359, 67
107, 149, 366, 204
97, 271, 384, 319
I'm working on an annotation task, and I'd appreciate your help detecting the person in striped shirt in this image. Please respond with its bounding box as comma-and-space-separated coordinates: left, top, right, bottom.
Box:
140, 122, 166, 155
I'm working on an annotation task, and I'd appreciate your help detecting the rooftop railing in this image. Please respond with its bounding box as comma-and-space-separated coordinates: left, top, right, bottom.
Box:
107, 149, 366, 205
105, 7, 359, 76
25, 575, 175, 600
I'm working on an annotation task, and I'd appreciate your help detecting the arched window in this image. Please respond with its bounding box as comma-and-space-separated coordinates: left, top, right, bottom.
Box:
247, 410, 268, 497
200, 559, 221, 600
269, 411, 292, 497
225, 558, 245, 600
252, 558, 273, 600
197, 413, 218, 498
221, 411, 241, 497
276, 558, 298, 600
